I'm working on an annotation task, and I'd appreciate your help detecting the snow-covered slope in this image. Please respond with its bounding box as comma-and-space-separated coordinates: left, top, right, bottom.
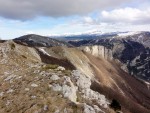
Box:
117, 31, 142, 37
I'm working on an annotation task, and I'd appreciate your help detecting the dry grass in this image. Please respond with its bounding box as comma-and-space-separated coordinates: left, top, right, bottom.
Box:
1, 41, 150, 113
85, 52, 150, 113
0, 42, 80, 113
42, 64, 58, 70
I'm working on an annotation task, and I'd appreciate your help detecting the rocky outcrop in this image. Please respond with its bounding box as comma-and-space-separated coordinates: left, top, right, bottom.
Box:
80, 45, 113, 59
50, 70, 109, 113
128, 48, 150, 81
118, 31, 150, 48
73, 38, 150, 82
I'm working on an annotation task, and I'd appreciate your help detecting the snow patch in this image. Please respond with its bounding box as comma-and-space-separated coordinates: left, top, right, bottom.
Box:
117, 31, 142, 37
39, 48, 51, 56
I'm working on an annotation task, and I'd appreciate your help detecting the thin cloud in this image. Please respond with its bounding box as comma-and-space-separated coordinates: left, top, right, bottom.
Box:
0, 0, 132, 20
101, 7, 150, 24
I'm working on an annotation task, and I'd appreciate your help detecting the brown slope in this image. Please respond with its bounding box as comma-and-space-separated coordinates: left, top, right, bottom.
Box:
36, 48, 76, 70
84, 52, 150, 113
1, 40, 150, 113
0, 42, 79, 113
40, 46, 150, 113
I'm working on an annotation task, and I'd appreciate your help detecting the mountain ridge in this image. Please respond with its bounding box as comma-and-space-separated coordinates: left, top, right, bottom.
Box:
0, 32, 150, 113
13, 34, 73, 47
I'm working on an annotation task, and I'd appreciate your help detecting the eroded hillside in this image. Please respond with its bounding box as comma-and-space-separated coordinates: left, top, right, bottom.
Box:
70, 38, 150, 82
0, 41, 112, 113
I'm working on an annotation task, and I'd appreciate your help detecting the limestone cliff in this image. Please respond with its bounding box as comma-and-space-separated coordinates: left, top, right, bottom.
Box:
80, 45, 113, 59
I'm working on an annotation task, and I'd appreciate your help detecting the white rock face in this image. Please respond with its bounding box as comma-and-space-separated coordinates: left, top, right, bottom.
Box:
50, 70, 108, 112
50, 75, 60, 80
81, 45, 113, 59
51, 76, 77, 103
62, 76, 77, 103
93, 105, 104, 113
84, 103, 96, 113
72, 70, 109, 108
62, 84, 73, 97
84, 46, 104, 57
72, 70, 91, 89
51, 84, 62, 91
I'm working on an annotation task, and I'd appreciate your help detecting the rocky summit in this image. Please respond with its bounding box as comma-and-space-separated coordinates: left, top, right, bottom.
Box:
13, 34, 72, 47
0, 33, 150, 113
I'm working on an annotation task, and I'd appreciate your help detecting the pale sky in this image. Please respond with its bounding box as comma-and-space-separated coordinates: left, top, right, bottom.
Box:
0, 0, 150, 39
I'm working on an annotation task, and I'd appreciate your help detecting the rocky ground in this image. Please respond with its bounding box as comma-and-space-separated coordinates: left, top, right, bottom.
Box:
0, 41, 113, 113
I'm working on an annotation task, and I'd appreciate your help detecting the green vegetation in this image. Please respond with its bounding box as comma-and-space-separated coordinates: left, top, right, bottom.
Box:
68, 102, 83, 113
10, 43, 15, 50
62, 70, 71, 76
21, 55, 27, 59
110, 99, 121, 111
76, 92, 83, 102
42, 64, 58, 70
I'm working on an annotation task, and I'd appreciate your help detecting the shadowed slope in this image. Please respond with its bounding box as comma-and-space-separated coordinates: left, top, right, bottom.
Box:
85, 52, 150, 113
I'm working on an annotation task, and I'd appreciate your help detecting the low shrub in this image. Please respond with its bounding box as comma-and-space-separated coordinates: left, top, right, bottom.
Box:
62, 70, 71, 76
10, 43, 15, 50
110, 99, 121, 111
42, 64, 58, 70
21, 55, 27, 59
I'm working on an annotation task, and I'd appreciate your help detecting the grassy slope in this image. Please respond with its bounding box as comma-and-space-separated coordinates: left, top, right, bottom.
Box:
0, 41, 150, 113
85, 52, 150, 113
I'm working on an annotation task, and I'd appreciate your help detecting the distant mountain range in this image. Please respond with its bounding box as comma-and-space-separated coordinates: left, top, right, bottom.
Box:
68, 31, 150, 82
0, 31, 150, 113
52, 31, 150, 43
51, 31, 119, 40
11, 31, 150, 82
